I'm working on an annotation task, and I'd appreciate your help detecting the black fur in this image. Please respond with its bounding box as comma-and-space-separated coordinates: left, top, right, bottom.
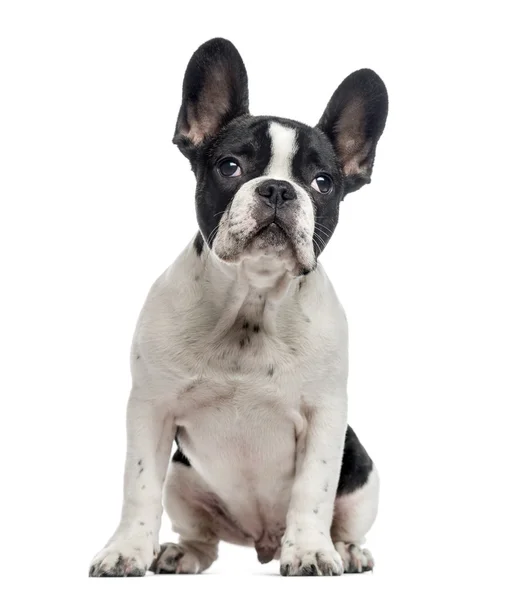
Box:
172, 431, 191, 467
193, 231, 204, 256
336, 426, 374, 496
172, 447, 191, 467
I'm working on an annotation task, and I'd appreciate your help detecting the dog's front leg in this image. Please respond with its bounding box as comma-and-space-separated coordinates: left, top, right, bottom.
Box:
89, 392, 174, 577
281, 392, 347, 576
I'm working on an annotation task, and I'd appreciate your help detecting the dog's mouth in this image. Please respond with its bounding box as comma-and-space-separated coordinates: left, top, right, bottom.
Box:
249, 219, 291, 248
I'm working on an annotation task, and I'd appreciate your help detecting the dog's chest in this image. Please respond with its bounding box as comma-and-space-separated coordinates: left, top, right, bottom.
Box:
172, 304, 309, 541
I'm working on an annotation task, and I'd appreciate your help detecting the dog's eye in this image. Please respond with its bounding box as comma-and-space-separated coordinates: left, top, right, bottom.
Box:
311, 174, 333, 194
219, 158, 242, 178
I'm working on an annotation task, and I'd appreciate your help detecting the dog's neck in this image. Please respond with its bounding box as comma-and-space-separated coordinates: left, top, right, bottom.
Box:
197, 241, 302, 337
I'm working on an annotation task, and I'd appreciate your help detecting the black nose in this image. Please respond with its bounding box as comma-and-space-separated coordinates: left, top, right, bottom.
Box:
257, 179, 296, 208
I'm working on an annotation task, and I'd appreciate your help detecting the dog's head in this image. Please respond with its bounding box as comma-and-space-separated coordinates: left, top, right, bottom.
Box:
174, 38, 388, 277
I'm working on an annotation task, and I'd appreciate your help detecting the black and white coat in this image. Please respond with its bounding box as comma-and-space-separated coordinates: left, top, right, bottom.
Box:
89, 38, 388, 577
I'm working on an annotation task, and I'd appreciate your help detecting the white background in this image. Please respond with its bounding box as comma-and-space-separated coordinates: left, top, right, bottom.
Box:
1, 1, 505, 598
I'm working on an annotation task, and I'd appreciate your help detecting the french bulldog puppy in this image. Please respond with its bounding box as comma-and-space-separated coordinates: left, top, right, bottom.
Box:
89, 37, 388, 577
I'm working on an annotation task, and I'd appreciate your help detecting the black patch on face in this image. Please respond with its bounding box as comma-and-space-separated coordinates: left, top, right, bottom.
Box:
336, 425, 374, 496
291, 126, 344, 258
253, 324, 260, 333
193, 117, 272, 248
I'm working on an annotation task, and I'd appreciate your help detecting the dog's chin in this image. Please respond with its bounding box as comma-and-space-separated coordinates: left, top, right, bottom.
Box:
213, 223, 315, 276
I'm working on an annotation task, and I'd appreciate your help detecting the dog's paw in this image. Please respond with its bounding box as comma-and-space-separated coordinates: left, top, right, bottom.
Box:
150, 543, 200, 574
280, 536, 343, 576
89, 539, 154, 577
335, 542, 374, 573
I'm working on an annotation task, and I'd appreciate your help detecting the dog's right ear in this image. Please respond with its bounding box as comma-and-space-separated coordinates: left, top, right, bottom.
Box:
173, 38, 249, 160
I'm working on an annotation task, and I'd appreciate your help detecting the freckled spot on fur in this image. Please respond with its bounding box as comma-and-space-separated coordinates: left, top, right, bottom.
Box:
134, 547, 141, 552
267, 365, 275, 377
194, 275, 200, 282
136, 354, 140, 360
286, 541, 293, 547
290, 346, 297, 354
253, 324, 260, 333
138, 459, 142, 466
239, 336, 250, 349
141, 485, 146, 490
242, 321, 249, 330
323, 482, 329, 492
297, 528, 302, 533
304, 315, 311, 323
139, 521, 145, 526
322, 459, 327, 464
313, 508, 319, 514
139, 467, 144, 475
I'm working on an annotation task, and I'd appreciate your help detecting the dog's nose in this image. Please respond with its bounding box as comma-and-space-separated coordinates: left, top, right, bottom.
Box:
257, 179, 296, 208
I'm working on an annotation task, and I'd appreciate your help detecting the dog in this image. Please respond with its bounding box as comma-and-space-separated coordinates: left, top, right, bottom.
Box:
89, 37, 388, 577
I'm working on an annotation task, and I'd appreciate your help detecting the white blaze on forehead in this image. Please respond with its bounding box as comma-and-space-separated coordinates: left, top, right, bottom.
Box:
265, 122, 297, 179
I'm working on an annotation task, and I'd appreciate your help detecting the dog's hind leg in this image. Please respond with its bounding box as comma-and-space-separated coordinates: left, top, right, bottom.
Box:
150, 457, 219, 574
331, 426, 379, 573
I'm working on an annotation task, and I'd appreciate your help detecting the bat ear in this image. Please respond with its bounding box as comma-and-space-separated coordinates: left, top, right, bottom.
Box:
173, 38, 249, 159
317, 69, 388, 194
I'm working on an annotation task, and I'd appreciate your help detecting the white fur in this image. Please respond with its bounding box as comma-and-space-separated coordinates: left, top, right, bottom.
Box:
265, 122, 297, 179
89, 122, 367, 577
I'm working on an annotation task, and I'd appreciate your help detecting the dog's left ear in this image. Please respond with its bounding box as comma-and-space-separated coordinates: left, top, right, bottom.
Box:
173, 38, 249, 159
317, 69, 388, 195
